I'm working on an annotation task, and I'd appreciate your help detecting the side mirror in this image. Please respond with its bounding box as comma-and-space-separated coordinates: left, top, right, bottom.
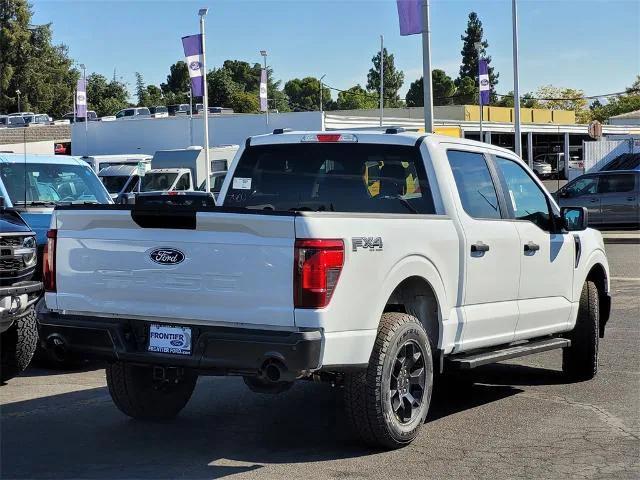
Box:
561, 206, 588, 231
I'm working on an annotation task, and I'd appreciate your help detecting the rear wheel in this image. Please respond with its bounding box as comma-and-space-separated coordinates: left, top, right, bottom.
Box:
106, 362, 197, 419
344, 312, 433, 449
563, 281, 599, 381
1, 307, 38, 382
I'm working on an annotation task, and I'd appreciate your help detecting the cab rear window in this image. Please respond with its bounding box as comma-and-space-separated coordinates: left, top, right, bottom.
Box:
224, 143, 435, 214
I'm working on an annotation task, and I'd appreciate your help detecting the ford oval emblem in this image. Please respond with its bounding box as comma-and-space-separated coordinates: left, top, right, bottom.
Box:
189, 61, 201, 71
170, 339, 184, 347
149, 248, 185, 265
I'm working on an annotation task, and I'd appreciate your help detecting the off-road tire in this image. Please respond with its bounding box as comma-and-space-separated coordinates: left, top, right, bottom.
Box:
1, 306, 38, 383
563, 281, 599, 381
106, 362, 197, 420
344, 312, 433, 449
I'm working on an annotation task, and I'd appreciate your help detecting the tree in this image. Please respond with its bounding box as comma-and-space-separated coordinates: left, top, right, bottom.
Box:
134, 72, 147, 106
367, 48, 404, 107
284, 77, 331, 111
454, 76, 477, 105
207, 68, 240, 108
589, 76, 640, 122
495, 91, 540, 108
405, 69, 456, 107
0, 0, 78, 117
534, 85, 590, 122
161, 61, 190, 96
144, 85, 164, 107
336, 85, 378, 110
85, 73, 129, 116
230, 91, 260, 113
455, 12, 499, 103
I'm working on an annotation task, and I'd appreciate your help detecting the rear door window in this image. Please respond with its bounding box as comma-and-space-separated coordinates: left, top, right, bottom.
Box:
224, 143, 435, 214
597, 174, 635, 193
447, 150, 502, 219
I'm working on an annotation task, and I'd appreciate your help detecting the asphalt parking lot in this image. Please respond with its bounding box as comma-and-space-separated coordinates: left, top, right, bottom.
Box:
1, 243, 639, 480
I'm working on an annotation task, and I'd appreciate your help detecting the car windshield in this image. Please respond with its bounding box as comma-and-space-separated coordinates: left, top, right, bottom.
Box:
100, 175, 130, 194
224, 143, 435, 214
140, 172, 178, 192
0, 162, 111, 205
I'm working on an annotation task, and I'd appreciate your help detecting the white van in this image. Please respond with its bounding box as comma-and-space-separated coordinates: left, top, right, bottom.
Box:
80, 154, 152, 173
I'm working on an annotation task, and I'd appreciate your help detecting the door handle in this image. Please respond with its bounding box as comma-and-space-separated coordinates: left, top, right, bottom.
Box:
590, 198, 598, 203
524, 242, 540, 253
471, 242, 490, 253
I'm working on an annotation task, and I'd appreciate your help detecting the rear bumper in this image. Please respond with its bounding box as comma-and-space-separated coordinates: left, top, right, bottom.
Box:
37, 311, 323, 378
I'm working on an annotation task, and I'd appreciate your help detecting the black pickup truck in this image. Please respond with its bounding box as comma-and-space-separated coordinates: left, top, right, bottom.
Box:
1, 196, 42, 382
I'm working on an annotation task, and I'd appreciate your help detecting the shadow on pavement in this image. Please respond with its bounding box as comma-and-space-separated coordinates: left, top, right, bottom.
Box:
1, 362, 563, 479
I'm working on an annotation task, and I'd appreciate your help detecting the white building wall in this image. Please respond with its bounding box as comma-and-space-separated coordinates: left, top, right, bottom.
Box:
0, 140, 54, 154
583, 139, 640, 172
72, 112, 323, 156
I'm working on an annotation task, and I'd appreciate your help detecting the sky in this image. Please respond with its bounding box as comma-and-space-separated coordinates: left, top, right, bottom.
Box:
32, 0, 640, 101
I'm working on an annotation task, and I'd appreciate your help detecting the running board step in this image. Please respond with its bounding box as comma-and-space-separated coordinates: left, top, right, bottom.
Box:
445, 338, 571, 370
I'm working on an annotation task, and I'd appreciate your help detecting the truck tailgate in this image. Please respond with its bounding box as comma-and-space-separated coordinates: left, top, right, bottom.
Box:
51, 208, 296, 328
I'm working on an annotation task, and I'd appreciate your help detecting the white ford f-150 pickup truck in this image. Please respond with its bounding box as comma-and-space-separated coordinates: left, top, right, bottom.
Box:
39, 130, 611, 448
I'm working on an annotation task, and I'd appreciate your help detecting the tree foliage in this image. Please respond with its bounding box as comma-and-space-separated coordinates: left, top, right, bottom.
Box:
161, 61, 190, 97
0, 0, 78, 117
85, 73, 129, 116
589, 76, 640, 123
534, 85, 590, 122
367, 48, 404, 107
284, 77, 331, 111
405, 69, 456, 107
455, 12, 499, 104
336, 84, 378, 110
495, 91, 540, 108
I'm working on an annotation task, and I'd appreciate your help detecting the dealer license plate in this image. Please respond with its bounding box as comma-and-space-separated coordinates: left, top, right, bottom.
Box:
148, 324, 192, 356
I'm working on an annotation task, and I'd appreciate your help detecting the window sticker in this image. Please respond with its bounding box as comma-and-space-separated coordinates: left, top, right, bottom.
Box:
233, 177, 252, 190
509, 190, 517, 211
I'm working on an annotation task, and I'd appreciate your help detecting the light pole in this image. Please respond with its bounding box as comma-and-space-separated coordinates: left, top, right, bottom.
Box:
15, 90, 21, 112
379, 34, 384, 127
186, 90, 194, 146
474, 42, 483, 143
421, 0, 434, 133
199, 7, 211, 194
319, 74, 326, 114
80, 63, 88, 155
260, 50, 269, 128
512, 0, 523, 159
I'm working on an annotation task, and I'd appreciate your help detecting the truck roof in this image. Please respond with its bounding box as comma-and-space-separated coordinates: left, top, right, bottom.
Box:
247, 130, 522, 159
0, 153, 88, 167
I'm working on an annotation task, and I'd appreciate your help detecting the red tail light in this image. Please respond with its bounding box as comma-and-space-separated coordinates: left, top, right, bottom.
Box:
43, 229, 57, 292
294, 239, 344, 308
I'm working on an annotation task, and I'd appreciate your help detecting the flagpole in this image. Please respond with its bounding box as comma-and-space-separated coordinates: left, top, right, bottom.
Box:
512, 0, 522, 159
199, 8, 211, 194
421, 0, 434, 133
379, 34, 384, 127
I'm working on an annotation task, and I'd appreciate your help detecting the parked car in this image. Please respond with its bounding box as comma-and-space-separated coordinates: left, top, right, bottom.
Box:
23, 114, 50, 126
8, 112, 34, 117
115, 107, 151, 120
54, 143, 71, 155
0, 116, 26, 128
61, 111, 98, 123
532, 159, 552, 179
536, 153, 583, 179
98, 164, 144, 200
555, 170, 639, 228
38, 130, 611, 448
148, 106, 169, 118
0, 196, 42, 382
167, 104, 190, 116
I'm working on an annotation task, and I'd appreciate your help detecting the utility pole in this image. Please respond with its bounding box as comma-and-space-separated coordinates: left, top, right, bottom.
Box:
512, 0, 523, 159
261, 50, 269, 128
320, 74, 326, 114
379, 35, 384, 127
474, 42, 483, 142
421, 0, 434, 133
80, 64, 88, 155
16, 90, 21, 112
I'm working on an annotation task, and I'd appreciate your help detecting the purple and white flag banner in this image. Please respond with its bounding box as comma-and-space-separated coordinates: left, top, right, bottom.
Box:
182, 34, 205, 97
479, 59, 490, 105
76, 79, 87, 118
397, 0, 422, 36
259, 69, 268, 112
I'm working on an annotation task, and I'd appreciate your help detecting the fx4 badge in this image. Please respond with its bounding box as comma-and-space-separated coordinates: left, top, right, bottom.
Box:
352, 237, 383, 252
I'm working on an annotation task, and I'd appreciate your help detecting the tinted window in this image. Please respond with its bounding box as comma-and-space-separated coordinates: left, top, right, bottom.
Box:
141, 172, 178, 192
137, 108, 150, 116
447, 150, 501, 219
495, 157, 552, 231
124, 110, 135, 117
224, 143, 435, 214
100, 175, 129, 194
564, 177, 598, 197
1, 162, 110, 205
597, 174, 635, 193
